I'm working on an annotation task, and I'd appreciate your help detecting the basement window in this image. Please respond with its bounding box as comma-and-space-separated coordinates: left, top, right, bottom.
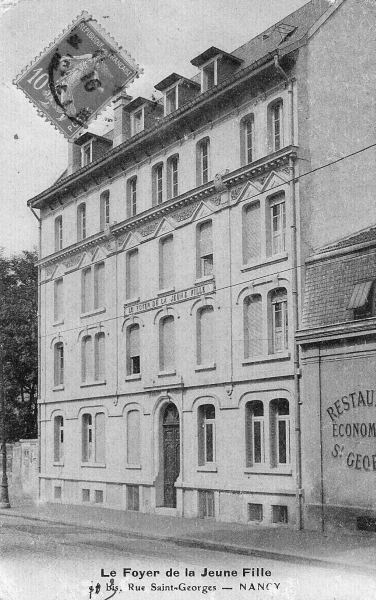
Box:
248, 503, 263, 522
272, 505, 288, 524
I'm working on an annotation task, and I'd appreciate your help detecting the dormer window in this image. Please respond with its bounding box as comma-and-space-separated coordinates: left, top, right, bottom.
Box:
202, 60, 217, 91
348, 281, 376, 319
131, 108, 144, 136
165, 86, 177, 115
81, 141, 92, 167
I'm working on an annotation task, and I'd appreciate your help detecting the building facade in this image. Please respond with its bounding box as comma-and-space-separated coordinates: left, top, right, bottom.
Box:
28, 0, 376, 527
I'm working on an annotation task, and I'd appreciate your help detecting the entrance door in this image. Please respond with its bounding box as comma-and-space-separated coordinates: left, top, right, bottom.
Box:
162, 403, 180, 508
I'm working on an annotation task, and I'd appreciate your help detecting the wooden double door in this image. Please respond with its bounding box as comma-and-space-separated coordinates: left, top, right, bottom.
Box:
162, 404, 180, 508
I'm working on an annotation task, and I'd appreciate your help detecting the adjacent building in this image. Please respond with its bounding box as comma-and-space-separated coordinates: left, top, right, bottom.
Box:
27, 0, 376, 528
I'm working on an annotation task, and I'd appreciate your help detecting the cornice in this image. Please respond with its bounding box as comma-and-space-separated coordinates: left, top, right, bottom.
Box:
38, 146, 296, 272
297, 318, 376, 345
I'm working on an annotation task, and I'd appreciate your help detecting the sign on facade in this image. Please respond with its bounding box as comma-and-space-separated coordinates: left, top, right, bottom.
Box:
14, 12, 141, 139
124, 282, 216, 316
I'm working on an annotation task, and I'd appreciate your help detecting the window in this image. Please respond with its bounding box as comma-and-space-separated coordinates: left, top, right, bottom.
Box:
54, 342, 64, 387
197, 220, 213, 278
94, 490, 104, 503
159, 235, 174, 290
240, 115, 255, 165
198, 404, 215, 465
248, 503, 263, 522
54, 416, 64, 462
131, 108, 143, 135
127, 324, 140, 375
244, 295, 262, 358
100, 190, 110, 231
54, 216, 63, 252
127, 176, 137, 217
82, 412, 105, 464
82, 488, 90, 502
77, 203, 86, 241
94, 262, 105, 310
270, 195, 286, 255
152, 163, 164, 205
197, 306, 214, 365
81, 141, 92, 166
167, 155, 179, 199
82, 267, 92, 313
126, 249, 139, 299
81, 335, 93, 382
127, 410, 140, 466
196, 138, 210, 185
272, 505, 288, 524
270, 288, 288, 353
165, 86, 177, 115
54, 278, 64, 323
348, 281, 376, 319
94, 332, 105, 381
269, 101, 283, 152
271, 399, 290, 466
159, 315, 175, 372
127, 485, 140, 511
202, 60, 216, 91
198, 490, 215, 518
246, 401, 264, 466
54, 486, 62, 500
243, 202, 260, 264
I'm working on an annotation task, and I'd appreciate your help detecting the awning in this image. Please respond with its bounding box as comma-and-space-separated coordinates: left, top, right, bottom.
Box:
347, 281, 373, 309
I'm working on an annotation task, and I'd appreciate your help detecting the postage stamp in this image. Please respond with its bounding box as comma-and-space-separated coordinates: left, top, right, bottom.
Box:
13, 11, 141, 139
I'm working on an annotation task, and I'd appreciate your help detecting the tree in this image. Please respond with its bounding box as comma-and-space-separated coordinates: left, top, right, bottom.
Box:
0, 249, 38, 441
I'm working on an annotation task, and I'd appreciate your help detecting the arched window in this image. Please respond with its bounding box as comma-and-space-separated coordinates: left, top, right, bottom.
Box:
82, 412, 106, 464
268, 193, 286, 256
243, 295, 262, 358
270, 288, 288, 354
127, 324, 140, 375
94, 262, 105, 310
159, 235, 174, 290
196, 137, 210, 185
270, 399, 290, 466
127, 176, 137, 217
77, 203, 86, 241
81, 335, 93, 382
100, 190, 110, 231
152, 163, 164, 205
159, 315, 175, 372
54, 342, 64, 387
197, 220, 213, 278
126, 249, 139, 299
246, 401, 264, 466
268, 100, 283, 152
54, 415, 64, 462
54, 215, 63, 251
198, 404, 215, 465
54, 278, 64, 323
127, 409, 140, 466
167, 154, 179, 199
197, 306, 214, 365
82, 413, 93, 462
242, 202, 261, 264
94, 332, 105, 381
240, 114, 255, 165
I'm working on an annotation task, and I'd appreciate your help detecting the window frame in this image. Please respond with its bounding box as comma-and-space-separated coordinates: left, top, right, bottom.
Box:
54, 277, 64, 324
82, 411, 106, 465
94, 331, 106, 382
77, 203, 86, 241
54, 341, 64, 387
167, 154, 179, 200
159, 314, 175, 373
196, 305, 215, 366
270, 288, 288, 354
53, 415, 64, 463
201, 58, 218, 92
246, 401, 265, 467
93, 262, 105, 311
164, 84, 178, 115
196, 137, 210, 186
99, 190, 110, 231
127, 176, 137, 217
126, 323, 141, 376
126, 248, 139, 300
196, 220, 214, 279
131, 107, 144, 136
54, 215, 63, 252
81, 140, 92, 166
270, 195, 286, 256
159, 234, 174, 291
198, 404, 216, 466
269, 100, 283, 153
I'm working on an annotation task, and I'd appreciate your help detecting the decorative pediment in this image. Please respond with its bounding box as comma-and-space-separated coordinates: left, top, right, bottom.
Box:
119, 231, 140, 250
237, 180, 263, 204
138, 220, 160, 238
261, 170, 289, 193
91, 244, 108, 263
190, 201, 212, 223
153, 217, 175, 239
63, 253, 82, 271
172, 201, 200, 223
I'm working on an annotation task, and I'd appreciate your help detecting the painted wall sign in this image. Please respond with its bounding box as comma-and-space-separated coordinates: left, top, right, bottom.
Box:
124, 281, 216, 316
327, 389, 376, 472
14, 11, 141, 139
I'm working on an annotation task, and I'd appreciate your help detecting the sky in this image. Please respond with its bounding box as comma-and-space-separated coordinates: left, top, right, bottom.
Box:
0, 0, 309, 256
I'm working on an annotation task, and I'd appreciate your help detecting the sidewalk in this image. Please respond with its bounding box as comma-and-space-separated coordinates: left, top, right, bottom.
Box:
1, 495, 376, 573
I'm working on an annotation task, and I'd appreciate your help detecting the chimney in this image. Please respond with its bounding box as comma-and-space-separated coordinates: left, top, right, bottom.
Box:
112, 93, 133, 147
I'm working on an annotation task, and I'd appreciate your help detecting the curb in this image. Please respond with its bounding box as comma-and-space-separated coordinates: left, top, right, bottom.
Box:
0, 508, 374, 575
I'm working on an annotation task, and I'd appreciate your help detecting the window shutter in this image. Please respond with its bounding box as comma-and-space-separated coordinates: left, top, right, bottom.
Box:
160, 237, 174, 289
160, 316, 175, 371
243, 202, 260, 263
82, 268, 92, 313
129, 325, 140, 357
82, 336, 93, 382
199, 222, 213, 257
127, 410, 140, 465
128, 250, 139, 298
95, 413, 106, 464
94, 263, 105, 309
94, 333, 105, 380
245, 295, 262, 357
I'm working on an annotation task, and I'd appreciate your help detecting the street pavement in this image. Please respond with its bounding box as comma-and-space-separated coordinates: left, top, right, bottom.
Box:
1, 513, 376, 600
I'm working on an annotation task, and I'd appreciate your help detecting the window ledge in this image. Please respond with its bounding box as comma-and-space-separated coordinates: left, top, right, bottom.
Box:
241, 252, 288, 272
242, 351, 290, 365
53, 320, 64, 327
158, 287, 175, 296
195, 363, 216, 372
53, 461, 64, 467
244, 467, 292, 476
80, 307, 106, 319
80, 380, 106, 388
126, 464, 142, 470
53, 385, 65, 392
125, 374, 141, 381
197, 464, 217, 473
124, 296, 140, 306
81, 462, 106, 468
195, 275, 214, 285
158, 370, 176, 377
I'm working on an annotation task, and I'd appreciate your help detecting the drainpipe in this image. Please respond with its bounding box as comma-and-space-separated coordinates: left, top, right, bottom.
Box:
29, 206, 42, 500
274, 55, 303, 530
